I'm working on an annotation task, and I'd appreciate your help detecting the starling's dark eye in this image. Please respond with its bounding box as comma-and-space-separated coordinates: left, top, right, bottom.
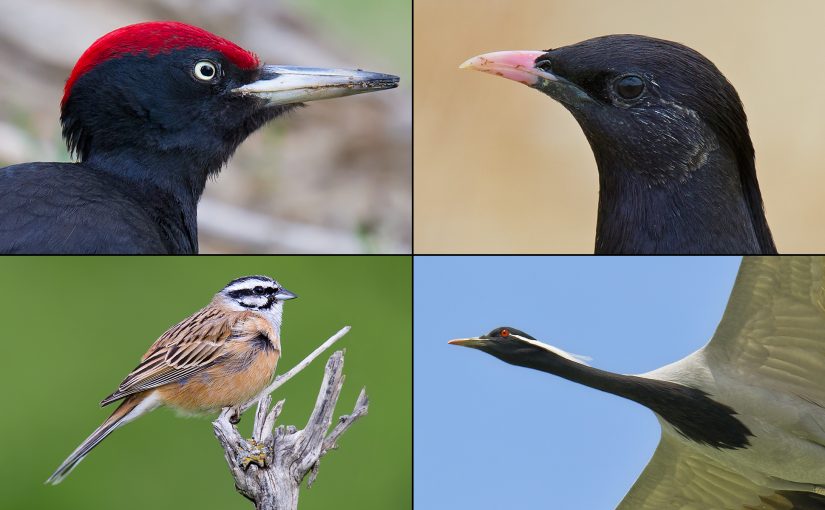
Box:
535, 59, 553, 73
253, 286, 264, 295
193, 60, 218, 81
500, 329, 510, 337
614, 75, 645, 100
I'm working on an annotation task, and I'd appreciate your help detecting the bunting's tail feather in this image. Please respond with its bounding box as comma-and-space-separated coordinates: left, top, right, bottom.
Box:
46, 392, 158, 484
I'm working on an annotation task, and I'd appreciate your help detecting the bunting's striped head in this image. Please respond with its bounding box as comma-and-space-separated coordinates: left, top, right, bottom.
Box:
220, 275, 297, 311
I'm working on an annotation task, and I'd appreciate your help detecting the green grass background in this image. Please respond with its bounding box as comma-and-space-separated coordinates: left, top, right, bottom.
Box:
294, 0, 412, 78
0, 256, 411, 509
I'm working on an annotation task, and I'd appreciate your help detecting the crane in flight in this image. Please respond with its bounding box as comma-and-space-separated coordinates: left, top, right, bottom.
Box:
450, 257, 825, 509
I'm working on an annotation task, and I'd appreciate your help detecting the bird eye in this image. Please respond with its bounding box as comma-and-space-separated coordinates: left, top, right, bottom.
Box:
614, 75, 645, 100
193, 60, 218, 82
500, 329, 510, 337
253, 286, 264, 294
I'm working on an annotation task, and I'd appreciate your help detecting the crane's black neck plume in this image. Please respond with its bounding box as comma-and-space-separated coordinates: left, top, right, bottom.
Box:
530, 353, 751, 449
457, 328, 752, 449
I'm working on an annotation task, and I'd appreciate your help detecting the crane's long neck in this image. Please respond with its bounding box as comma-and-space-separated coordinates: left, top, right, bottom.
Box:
505, 346, 752, 449
528, 351, 640, 399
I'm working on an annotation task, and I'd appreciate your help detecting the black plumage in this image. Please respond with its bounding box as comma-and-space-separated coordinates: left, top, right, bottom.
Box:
463, 35, 776, 254
0, 161, 194, 253
0, 22, 398, 254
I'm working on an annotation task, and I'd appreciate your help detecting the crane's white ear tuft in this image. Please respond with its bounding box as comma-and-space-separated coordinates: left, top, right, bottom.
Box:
568, 351, 592, 365
546, 345, 591, 366
514, 334, 591, 366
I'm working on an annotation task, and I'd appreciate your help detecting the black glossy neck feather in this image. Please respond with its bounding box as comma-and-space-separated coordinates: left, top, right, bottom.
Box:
592, 146, 773, 254
491, 343, 752, 449
84, 150, 203, 244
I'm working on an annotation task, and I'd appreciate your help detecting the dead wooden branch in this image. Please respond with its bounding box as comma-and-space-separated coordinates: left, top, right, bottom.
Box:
213, 348, 368, 509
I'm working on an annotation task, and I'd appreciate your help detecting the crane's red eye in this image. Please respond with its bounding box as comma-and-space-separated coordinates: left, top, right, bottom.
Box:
500, 329, 510, 337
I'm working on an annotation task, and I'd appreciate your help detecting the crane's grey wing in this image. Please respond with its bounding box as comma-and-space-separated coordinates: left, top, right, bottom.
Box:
618, 433, 825, 510
704, 256, 825, 405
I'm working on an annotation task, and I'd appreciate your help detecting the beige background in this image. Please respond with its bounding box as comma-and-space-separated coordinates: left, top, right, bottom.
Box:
414, 0, 825, 253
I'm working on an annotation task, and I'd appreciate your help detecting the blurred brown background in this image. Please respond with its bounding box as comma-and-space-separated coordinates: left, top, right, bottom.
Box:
0, 0, 411, 253
414, 0, 825, 253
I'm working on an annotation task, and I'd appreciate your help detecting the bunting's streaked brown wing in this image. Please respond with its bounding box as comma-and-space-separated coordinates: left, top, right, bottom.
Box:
99, 306, 254, 406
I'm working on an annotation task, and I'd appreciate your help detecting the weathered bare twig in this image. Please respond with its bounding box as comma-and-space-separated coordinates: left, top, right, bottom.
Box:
213, 349, 368, 509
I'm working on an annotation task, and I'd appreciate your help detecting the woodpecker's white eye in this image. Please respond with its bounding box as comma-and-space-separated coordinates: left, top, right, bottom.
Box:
194, 60, 218, 81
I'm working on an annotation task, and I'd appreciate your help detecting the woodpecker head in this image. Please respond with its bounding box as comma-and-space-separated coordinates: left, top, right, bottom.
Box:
60, 21, 399, 170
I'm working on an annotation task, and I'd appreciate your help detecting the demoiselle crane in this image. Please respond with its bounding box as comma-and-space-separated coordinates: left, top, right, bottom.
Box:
449, 256, 825, 509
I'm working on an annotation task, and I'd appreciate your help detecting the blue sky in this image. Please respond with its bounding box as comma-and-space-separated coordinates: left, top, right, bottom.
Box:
414, 256, 743, 509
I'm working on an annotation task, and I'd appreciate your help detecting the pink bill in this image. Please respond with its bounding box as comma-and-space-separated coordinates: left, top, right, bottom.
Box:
459, 51, 548, 85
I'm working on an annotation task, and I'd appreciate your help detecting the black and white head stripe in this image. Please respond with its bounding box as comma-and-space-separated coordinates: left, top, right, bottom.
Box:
224, 275, 276, 290
221, 275, 296, 310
